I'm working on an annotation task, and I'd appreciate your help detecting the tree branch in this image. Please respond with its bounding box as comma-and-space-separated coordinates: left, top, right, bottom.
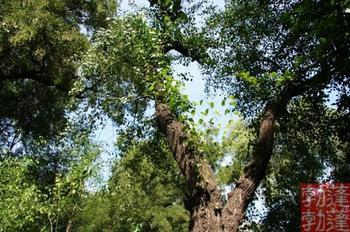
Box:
155, 101, 224, 231
222, 68, 330, 231
164, 40, 202, 63
0, 71, 71, 93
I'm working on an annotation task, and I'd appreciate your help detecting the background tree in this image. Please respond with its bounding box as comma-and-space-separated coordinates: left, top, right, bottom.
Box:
0, 128, 101, 232
71, 133, 190, 232
0, 1, 115, 231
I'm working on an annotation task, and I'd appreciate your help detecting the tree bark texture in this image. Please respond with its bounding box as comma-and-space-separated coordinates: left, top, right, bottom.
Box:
155, 100, 278, 232
155, 102, 224, 232
222, 104, 277, 231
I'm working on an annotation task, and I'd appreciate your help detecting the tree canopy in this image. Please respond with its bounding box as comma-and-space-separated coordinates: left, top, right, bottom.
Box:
0, 0, 349, 231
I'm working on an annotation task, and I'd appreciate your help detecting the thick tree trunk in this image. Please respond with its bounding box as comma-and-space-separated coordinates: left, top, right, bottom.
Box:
155, 102, 224, 232
155, 101, 277, 232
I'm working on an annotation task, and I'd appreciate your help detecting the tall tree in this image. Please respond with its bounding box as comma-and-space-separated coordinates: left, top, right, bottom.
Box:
2, 0, 349, 231
79, 1, 349, 231
0, 1, 116, 231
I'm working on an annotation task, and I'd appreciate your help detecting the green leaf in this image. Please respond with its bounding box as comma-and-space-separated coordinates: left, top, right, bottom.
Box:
221, 98, 226, 106
176, 11, 188, 21
202, 108, 209, 116
149, 85, 155, 91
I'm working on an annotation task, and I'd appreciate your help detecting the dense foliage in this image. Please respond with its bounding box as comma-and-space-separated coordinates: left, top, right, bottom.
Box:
0, 0, 349, 231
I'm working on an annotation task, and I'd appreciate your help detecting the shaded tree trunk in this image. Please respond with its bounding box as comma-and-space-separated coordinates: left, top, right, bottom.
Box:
155, 102, 224, 231
155, 100, 277, 232
66, 219, 73, 232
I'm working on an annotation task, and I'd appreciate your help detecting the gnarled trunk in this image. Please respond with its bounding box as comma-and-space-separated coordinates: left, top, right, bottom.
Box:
155, 101, 277, 232
155, 102, 224, 232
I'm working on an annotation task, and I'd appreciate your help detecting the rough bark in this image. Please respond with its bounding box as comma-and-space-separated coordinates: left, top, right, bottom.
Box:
65, 219, 73, 232
155, 102, 224, 232
155, 99, 279, 232
222, 103, 277, 231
